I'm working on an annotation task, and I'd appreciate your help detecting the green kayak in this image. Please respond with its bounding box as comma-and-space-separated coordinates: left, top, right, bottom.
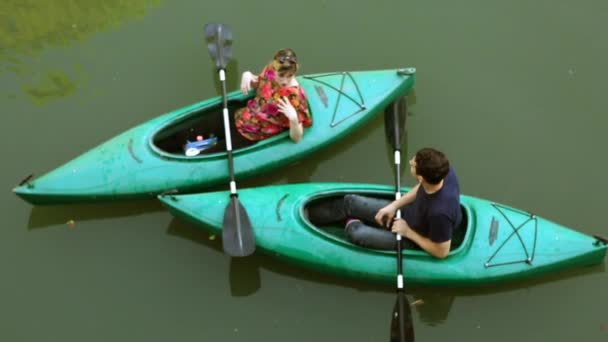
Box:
14, 68, 415, 205
158, 183, 608, 286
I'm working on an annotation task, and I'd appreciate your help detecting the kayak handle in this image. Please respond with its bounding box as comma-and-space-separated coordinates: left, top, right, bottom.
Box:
397, 68, 416, 76
159, 189, 179, 201
18, 174, 34, 188
593, 234, 608, 245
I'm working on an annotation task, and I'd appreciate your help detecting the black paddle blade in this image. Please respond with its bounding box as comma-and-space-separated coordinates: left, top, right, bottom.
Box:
204, 23, 233, 69
384, 96, 408, 150
222, 196, 256, 257
390, 292, 414, 342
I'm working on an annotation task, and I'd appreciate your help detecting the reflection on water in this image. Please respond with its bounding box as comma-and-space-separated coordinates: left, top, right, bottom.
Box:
410, 292, 454, 326
0, 0, 162, 103
166, 214, 606, 328
27, 199, 164, 229
22, 69, 76, 104
409, 263, 605, 326
0, 0, 163, 60
165, 218, 393, 293
229, 256, 262, 297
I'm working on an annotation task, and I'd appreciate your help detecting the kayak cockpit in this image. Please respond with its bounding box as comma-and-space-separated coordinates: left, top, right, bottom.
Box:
303, 193, 468, 254
151, 98, 255, 156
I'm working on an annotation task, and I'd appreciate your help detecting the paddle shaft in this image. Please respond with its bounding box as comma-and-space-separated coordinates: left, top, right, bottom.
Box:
205, 23, 255, 257
393, 149, 406, 342
218, 68, 237, 189
393, 152, 404, 280
218, 67, 250, 251
218, 67, 244, 249
385, 95, 411, 342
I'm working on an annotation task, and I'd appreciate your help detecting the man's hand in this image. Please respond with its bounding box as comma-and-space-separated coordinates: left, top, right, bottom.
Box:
375, 204, 397, 228
391, 218, 412, 238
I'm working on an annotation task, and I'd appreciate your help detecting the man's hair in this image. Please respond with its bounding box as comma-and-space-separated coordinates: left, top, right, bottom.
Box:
414, 148, 450, 185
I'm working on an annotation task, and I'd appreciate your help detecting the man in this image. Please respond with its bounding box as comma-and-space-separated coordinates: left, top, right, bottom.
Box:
345, 147, 461, 259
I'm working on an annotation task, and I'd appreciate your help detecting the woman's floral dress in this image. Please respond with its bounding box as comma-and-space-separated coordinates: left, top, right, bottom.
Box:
234, 65, 312, 141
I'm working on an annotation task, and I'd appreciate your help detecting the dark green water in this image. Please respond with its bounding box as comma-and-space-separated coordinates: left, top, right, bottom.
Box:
2, 1, 607, 341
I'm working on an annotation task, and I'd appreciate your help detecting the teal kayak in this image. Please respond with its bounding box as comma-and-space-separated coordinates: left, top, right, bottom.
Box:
13, 68, 415, 205
158, 183, 608, 286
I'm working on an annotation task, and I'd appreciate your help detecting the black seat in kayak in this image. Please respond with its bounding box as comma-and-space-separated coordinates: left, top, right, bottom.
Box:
305, 194, 468, 251
450, 207, 468, 250
153, 99, 251, 155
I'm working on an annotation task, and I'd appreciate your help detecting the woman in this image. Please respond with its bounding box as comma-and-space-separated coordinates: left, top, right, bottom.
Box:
235, 48, 312, 143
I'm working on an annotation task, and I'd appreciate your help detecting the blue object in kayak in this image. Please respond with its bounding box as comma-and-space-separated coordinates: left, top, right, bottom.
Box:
184, 136, 218, 156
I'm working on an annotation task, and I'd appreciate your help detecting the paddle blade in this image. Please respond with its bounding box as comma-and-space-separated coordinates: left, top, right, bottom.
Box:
222, 196, 256, 257
204, 23, 233, 69
384, 96, 408, 150
390, 291, 414, 342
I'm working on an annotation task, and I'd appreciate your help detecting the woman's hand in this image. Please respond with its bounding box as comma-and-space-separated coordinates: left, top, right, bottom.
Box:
375, 204, 397, 228
277, 97, 298, 122
240, 71, 258, 94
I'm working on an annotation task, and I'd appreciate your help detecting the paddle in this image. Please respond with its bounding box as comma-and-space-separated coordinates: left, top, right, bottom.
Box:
384, 96, 414, 342
204, 23, 255, 257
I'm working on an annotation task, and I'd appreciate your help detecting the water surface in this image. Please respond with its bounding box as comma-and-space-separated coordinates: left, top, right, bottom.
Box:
2, 1, 607, 341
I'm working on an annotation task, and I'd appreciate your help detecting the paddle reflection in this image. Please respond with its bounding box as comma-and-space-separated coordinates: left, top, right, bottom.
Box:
166, 217, 262, 297
409, 291, 455, 327
229, 257, 261, 297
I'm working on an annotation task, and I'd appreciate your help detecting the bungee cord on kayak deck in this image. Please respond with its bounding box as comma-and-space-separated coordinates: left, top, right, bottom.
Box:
484, 203, 538, 268
303, 72, 366, 127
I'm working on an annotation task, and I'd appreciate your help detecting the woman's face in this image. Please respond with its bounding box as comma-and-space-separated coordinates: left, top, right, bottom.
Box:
272, 49, 298, 83
275, 73, 293, 86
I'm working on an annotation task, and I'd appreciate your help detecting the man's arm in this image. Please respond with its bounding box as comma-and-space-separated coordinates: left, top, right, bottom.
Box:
394, 183, 419, 208
391, 218, 452, 259
399, 223, 451, 259
374, 183, 420, 226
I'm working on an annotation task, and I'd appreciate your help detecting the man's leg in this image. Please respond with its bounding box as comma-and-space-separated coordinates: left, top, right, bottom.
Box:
344, 220, 396, 250
344, 194, 419, 250
306, 197, 347, 226
344, 194, 390, 224
306, 193, 387, 227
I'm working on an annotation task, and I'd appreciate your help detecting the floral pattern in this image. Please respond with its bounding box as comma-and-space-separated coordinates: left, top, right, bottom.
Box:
235, 65, 312, 141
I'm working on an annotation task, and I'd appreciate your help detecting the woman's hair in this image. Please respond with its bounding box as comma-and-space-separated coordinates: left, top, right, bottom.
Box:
271, 48, 299, 78
414, 148, 450, 185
